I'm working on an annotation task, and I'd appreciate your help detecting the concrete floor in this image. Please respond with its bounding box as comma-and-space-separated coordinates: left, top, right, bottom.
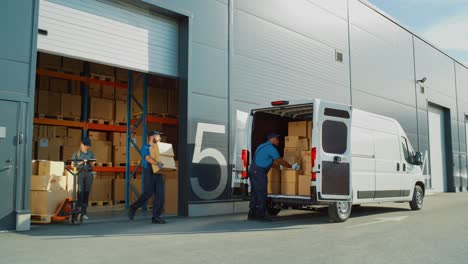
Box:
1, 193, 467, 264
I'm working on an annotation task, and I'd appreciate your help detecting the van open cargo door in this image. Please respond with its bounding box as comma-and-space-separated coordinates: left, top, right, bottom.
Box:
313, 100, 352, 201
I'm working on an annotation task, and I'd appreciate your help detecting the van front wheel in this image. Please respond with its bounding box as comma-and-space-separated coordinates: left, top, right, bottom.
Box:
409, 185, 424, 210
328, 201, 352, 222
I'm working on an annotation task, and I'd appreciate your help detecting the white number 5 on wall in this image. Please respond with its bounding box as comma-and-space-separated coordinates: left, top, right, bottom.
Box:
191, 122, 228, 200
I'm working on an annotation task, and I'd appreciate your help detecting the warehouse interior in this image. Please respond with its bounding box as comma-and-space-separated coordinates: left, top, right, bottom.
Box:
30, 52, 181, 223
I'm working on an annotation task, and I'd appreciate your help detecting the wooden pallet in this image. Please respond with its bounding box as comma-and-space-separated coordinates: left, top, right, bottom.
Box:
114, 121, 127, 126
113, 200, 126, 205
88, 118, 114, 125
133, 112, 178, 119
36, 113, 81, 121
96, 162, 113, 167
88, 201, 112, 207
31, 214, 53, 224
115, 161, 140, 167
90, 73, 115, 82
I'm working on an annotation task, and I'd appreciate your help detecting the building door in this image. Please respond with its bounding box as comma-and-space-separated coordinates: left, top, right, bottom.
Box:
0, 100, 19, 230
428, 105, 448, 192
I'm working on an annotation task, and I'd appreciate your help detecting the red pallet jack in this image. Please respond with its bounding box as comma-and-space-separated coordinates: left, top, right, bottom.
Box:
52, 159, 96, 225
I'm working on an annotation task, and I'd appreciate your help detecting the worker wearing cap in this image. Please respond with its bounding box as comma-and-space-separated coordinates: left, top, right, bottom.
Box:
128, 130, 166, 224
248, 133, 300, 221
71, 138, 96, 221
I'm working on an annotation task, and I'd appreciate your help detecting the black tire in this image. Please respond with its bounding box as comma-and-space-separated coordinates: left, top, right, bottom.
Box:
328, 201, 352, 222
267, 207, 281, 216
409, 185, 424, 210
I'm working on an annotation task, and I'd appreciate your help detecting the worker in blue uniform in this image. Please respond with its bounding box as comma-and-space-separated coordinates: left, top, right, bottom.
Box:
248, 133, 300, 221
128, 130, 166, 224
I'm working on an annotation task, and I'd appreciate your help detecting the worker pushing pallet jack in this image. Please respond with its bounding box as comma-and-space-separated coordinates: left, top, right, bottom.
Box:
52, 138, 96, 224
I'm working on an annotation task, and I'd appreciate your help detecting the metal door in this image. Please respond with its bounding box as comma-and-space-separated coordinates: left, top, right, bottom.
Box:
0, 100, 19, 230
428, 106, 447, 192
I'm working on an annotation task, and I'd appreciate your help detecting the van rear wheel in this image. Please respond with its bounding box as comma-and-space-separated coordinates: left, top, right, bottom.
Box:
409, 185, 424, 210
328, 201, 352, 222
267, 207, 281, 216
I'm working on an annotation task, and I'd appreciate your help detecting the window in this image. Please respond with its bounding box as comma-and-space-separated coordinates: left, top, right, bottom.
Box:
401, 137, 413, 164
322, 120, 347, 154
324, 108, 350, 119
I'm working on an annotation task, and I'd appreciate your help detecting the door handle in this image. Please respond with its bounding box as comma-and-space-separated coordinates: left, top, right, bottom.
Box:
18, 132, 24, 145
333, 156, 342, 164
1, 165, 12, 172
403, 163, 406, 172
397, 163, 400, 171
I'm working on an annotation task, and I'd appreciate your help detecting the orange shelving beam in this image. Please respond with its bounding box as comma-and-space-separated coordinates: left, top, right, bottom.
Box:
36, 69, 128, 89
86, 123, 126, 133
93, 166, 142, 173
146, 116, 178, 126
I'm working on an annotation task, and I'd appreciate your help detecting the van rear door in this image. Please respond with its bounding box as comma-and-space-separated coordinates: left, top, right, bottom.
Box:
313, 100, 352, 201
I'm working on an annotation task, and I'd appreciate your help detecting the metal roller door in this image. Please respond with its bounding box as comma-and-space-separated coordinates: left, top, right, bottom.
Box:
38, 0, 179, 77
428, 105, 448, 192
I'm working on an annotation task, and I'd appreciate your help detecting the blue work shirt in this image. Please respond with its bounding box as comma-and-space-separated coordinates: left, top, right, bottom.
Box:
254, 142, 280, 169
71, 150, 95, 172
141, 143, 151, 169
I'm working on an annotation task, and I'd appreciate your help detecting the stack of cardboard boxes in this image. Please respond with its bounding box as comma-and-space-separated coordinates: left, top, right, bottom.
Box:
33, 126, 82, 161
266, 120, 313, 196
30, 161, 72, 217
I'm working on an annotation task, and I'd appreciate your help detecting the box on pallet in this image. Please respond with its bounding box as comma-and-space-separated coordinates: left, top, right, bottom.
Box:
281, 169, 301, 196
115, 88, 127, 101
90, 63, 114, 76
113, 179, 126, 202
66, 128, 82, 146
298, 175, 311, 196
115, 100, 127, 123
89, 179, 112, 201
38, 76, 49, 91
167, 87, 179, 115
92, 141, 112, 163
37, 91, 61, 115
38, 161, 64, 176
113, 146, 127, 165
132, 85, 168, 114
49, 78, 68, 93
60, 93, 81, 118
89, 83, 102, 98
30, 175, 67, 192
38, 53, 61, 69
288, 121, 308, 137
89, 131, 107, 141
102, 86, 115, 100
30, 190, 68, 215
90, 97, 114, 120
62, 57, 83, 72
62, 144, 76, 162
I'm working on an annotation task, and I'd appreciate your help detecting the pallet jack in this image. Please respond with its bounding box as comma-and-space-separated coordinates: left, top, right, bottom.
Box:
51, 159, 96, 225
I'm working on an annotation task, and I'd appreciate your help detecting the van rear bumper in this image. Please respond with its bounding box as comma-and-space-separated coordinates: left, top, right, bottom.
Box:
267, 195, 319, 206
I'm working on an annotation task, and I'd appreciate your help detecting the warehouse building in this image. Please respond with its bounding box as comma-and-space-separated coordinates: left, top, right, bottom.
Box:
1, 0, 467, 231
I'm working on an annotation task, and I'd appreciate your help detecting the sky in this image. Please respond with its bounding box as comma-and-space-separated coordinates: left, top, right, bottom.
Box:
368, 0, 468, 66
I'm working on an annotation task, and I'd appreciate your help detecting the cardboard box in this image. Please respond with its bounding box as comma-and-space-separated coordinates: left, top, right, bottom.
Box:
281, 182, 297, 196
36, 138, 62, 161
288, 121, 308, 137
90, 63, 114, 76
60, 93, 81, 117
38, 161, 65, 176
38, 53, 61, 69
113, 179, 126, 202
281, 168, 300, 196
49, 78, 68, 93
89, 131, 107, 141
113, 146, 127, 165
62, 144, 77, 161
39, 76, 50, 91
161, 170, 178, 214
307, 121, 313, 137
90, 97, 114, 120
285, 136, 309, 151
71, 81, 81, 95
102, 86, 115, 100
92, 141, 112, 163
115, 100, 127, 123
67, 128, 82, 145
116, 68, 128, 83
158, 142, 175, 157
115, 88, 127, 101
31, 160, 39, 175
268, 181, 281, 194
298, 175, 311, 196
301, 151, 311, 164
30, 175, 67, 191
62, 57, 83, 72
37, 91, 61, 115
30, 190, 68, 215
283, 156, 300, 165
167, 87, 179, 115
133, 85, 168, 114
267, 167, 281, 182
302, 162, 312, 175
89, 179, 112, 201
54, 126, 68, 138
65, 170, 76, 193
284, 148, 301, 158
112, 132, 126, 146
88, 83, 102, 98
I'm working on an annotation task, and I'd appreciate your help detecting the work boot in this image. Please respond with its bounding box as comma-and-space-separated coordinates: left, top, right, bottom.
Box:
152, 217, 166, 224
247, 213, 257, 221
128, 206, 136, 221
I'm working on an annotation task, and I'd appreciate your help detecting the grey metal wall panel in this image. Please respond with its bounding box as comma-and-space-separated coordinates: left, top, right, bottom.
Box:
0, 1, 35, 63
232, 7, 350, 105
0, 60, 30, 96
191, 42, 228, 99
456, 64, 468, 150
38, 0, 179, 76
349, 0, 416, 107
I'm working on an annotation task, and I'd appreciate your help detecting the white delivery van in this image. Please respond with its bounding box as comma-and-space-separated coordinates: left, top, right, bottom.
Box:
237, 99, 425, 222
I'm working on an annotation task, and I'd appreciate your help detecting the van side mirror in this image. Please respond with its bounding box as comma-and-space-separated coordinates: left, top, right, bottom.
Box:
414, 152, 423, 165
